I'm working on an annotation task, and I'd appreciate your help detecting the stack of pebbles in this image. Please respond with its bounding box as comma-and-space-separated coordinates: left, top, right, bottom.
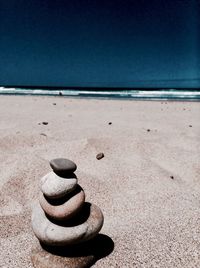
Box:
31, 158, 104, 268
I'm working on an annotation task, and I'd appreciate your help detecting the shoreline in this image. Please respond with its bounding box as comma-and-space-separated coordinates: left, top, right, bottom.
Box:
0, 88, 200, 101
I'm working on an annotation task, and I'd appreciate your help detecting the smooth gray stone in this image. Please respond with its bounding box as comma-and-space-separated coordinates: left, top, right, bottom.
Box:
50, 158, 77, 174
39, 185, 85, 221
31, 202, 104, 246
40, 172, 77, 199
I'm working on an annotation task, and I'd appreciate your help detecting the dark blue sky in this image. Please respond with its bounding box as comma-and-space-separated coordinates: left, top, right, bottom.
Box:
0, 0, 199, 88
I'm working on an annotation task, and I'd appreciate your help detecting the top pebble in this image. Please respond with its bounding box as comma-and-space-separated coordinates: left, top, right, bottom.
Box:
50, 158, 77, 174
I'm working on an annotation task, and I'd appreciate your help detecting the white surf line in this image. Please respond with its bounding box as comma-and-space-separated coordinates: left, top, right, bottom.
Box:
0, 88, 200, 99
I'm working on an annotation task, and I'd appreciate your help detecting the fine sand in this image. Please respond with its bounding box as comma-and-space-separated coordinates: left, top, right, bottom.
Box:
0, 95, 200, 268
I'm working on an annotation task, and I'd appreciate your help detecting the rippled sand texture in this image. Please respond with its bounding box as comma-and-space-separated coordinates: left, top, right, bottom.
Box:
0, 95, 200, 268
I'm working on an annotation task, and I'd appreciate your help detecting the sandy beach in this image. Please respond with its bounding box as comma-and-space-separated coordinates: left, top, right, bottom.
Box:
0, 95, 200, 268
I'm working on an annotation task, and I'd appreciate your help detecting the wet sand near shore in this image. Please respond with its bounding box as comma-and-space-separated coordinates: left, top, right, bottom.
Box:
0, 95, 200, 268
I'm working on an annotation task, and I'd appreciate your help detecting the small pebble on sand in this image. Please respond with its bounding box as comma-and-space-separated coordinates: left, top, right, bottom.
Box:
42, 122, 48, 125
40, 133, 47, 137
170, 176, 174, 179
147, 129, 150, 132
96, 153, 104, 160
108, 122, 112, 125
189, 125, 192, 127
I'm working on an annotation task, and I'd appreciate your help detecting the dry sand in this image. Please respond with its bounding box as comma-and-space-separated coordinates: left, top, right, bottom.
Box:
0, 95, 200, 268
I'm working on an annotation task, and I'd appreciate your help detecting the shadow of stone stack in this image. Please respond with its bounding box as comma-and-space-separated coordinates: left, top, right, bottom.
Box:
31, 158, 104, 268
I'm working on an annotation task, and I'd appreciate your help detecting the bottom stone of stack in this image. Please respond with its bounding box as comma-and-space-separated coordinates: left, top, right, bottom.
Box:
32, 233, 115, 268
31, 202, 104, 246
31, 244, 95, 268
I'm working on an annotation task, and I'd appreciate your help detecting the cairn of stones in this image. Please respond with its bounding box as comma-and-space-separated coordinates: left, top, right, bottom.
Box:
32, 158, 104, 247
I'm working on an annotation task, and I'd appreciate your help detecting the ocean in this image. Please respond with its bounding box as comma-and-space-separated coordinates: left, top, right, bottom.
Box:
0, 88, 200, 101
